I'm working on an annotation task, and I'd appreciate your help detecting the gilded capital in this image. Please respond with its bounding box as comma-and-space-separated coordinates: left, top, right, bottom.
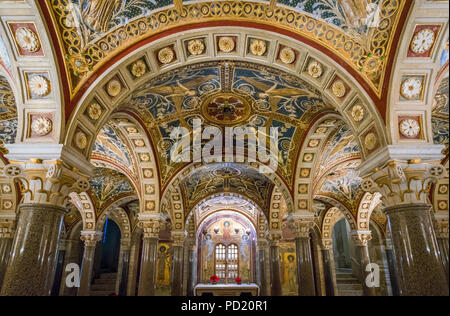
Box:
80, 231, 103, 247
352, 230, 372, 247
0, 220, 15, 239
171, 231, 186, 247
434, 217, 449, 239
289, 216, 314, 239
3, 160, 90, 208
138, 215, 161, 239
362, 161, 446, 208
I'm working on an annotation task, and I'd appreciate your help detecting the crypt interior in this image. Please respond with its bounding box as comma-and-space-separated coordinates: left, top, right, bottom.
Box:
0, 0, 448, 297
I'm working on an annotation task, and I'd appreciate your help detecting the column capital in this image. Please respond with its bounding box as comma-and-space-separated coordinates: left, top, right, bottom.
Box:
80, 231, 103, 247
288, 215, 314, 238
320, 238, 333, 250
361, 160, 446, 208
3, 160, 91, 208
257, 239, 268, 249
120, 238, 132, 250
138, 214, 162, 238
269, 232, 282, 246
434, 216, 449, 239
0, 218, 15, 239
352, 230, 372, 247
171, 231, 186, 246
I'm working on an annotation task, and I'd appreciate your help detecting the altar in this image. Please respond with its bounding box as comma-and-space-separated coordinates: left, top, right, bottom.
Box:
194, 284, 260, 296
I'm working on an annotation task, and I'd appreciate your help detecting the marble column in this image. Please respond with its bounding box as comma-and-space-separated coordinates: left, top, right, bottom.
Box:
435, 218, 449, 283
353, 232, 376, 296
118, 239, 131, 296
1, 204, 66, 296
186, 241, 197, 296
171, 245, 184, 296
295, 236, 316, 296
138, 237, 158, 296
138, 218, 160, 296
437, 237, 449, 282
257, 240, 268, 296
269, 236, 282, 296
0, 231, 14, 290
384, 239, 400, 296
51, 239, 66, 296
77, 231, 102, 296
321, 240, 336, 297
384, 204, 449, 296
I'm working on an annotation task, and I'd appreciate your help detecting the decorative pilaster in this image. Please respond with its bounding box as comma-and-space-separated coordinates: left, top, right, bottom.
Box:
320, 240, 336, 297
78, 231, 102, 296
0, 223, 14, 290
269, 233, 282, 296
51, 238, 67, 296
186, 238, 197, 296
138, 216, 161, 296
434, 216, 449, 282
362, 160, 449, 296
352, 231, 376, 296
289, 217, 315, 296
257, 240, 268, 296
118, 239, 131, 296
171, 231, 185, 296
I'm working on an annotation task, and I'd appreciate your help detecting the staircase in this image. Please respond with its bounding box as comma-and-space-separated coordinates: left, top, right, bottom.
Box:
336, 269, 363, 296
90, 272, 117, 296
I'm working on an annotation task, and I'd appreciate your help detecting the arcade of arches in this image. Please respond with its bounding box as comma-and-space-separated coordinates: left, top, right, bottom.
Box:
0, 0, 448, 296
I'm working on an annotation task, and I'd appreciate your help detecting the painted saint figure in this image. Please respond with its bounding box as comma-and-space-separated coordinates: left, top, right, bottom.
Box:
80, 0, 122, 33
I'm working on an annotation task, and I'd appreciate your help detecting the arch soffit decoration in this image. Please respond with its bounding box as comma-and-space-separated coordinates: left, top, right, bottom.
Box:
320, 205, 357, 246
0, 0, 64, 146
39, 0, 411, 110
96, 206, 132, 241
385, 0, 449, 149
92, 112, 160, 215
295, 114, 363, 213
62, 28, 389, 187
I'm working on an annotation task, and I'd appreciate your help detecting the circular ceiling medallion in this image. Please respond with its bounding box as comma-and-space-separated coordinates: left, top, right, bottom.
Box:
250, 39, 267, 56
399, 118, 421, 138
411, 29, 435, 54
15, 27, 40, 52
74, 131, 88, 150
158, 47, 175, 64
332, 80, 346, 98
279, 47, 295, 64
31, 117, 53, 136
364, 133, 378, 151
213, 166, 241, 178
131, 60, 147, 78
106, 79, 122, 97
307, 61, 323, 78
202, 93, 251, 125
29, 75, 50, 97
88, 102, 102, 120
188, 39, 205, 56
401, 78, 422, 100
351, 105, 365, 122
218, 37, 235, 53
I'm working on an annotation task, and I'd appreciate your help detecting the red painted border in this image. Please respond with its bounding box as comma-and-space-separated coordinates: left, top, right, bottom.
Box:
38, 1, 413, 124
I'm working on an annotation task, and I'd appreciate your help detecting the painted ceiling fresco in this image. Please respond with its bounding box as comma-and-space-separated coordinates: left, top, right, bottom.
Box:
45, 0, 406, 98
89, 168, 136, 214
314, 123, 363, 211
125, 60, 329, 190
91, 121, 138, 181
179, 163, 274, 213
0, 76, 17, 155
432, 76, 449, 155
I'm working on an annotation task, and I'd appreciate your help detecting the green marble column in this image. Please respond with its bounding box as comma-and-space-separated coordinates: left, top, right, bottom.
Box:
385, 204, 449, 296
1, 204, 66, 296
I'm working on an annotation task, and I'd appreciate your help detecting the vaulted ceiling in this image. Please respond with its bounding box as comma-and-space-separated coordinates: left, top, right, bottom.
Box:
40, 0, 410, 112
122, 60, 330, 190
